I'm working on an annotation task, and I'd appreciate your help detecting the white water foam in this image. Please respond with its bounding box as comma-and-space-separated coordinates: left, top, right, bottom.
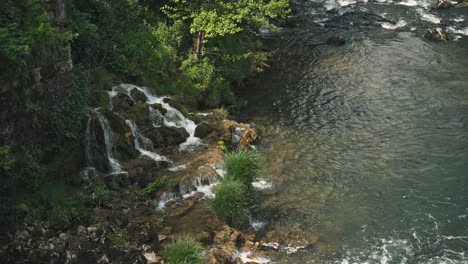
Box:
234, 251, 270, 264
180, 176, 219, 199
93, 108, 126, 174
381, 20, 407, 30
125, 119, 168, 162
168, 164, 187, 172
253, 179, 273, 190
157, 192, 178, 210
109, 84, 200, 150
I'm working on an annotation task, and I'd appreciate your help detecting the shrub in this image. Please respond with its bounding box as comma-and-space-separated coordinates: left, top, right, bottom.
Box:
168, 236, 202, 264
223, 150, 261, 188
212, 180, 248, 228
48, 205, 71, 229
142, 176, 168, 197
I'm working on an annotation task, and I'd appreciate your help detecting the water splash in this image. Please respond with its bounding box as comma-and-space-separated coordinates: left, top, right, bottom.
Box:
180, 175, 219, 199
125, 119, 168, 162
93, 108, 126, 175
80, 117, 96, 180
157, 192, 178, 210
109, 84, 200, 150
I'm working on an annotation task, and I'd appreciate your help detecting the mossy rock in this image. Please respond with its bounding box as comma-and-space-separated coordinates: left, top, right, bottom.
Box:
130, 88, 147, 103
129, 103, 150, 126
102, 108, 129, 135
145, 127, 189, 147
149, 103, 167, 115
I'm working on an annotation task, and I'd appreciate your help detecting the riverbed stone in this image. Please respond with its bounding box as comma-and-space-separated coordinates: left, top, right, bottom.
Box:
194, 122, 214, 138
424, 27, 448, 41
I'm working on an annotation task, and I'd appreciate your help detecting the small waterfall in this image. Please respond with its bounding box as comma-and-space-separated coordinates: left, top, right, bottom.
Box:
157, 192, 178, 210
80, 117, 96, 180
109, 84, 200, 150
180, 175, 219, 199
125, 119, 168, 162
93, 108, 125, 174
149, 106, 164, 127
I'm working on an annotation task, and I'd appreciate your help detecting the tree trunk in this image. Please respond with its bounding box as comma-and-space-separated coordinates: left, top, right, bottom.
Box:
195, 31, 205, 60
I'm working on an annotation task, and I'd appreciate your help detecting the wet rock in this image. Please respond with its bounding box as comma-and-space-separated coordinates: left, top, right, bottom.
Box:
209, 249, 235, 264
231, 124, 257, 150
145, 126, 189, 147
103, 172, 130, 189
130, 88, 147, 103
432, 0, 455, 10
424, 27, 448, 41
194, 122, 214, 138
284, 15, 304, 27
263, 224, 319, 252
113, 92, 134, 111
195, 230, 214, 245
326, 36, 346, 46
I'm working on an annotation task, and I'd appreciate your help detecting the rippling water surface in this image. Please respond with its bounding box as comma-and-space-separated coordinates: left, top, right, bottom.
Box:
240, 0, 468, 263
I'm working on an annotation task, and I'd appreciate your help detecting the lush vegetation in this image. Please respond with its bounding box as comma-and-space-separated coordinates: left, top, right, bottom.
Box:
142, 176, 178, 197
0, 0, 286, 236
168, 236, 203, 264
223, 150, 261, 194
212, 179, 249, 228
213, 150, 262, 227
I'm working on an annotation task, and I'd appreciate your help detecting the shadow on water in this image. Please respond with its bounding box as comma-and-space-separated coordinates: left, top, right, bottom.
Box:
240, 0, 468, 263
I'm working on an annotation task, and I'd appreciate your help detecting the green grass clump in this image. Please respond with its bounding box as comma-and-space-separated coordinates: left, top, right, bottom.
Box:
223, 150, 261, 188
212, 180, 248, 228
168, 236, 202, 264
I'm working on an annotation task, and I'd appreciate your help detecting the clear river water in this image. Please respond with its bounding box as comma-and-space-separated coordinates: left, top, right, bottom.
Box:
239, 0, 468, 263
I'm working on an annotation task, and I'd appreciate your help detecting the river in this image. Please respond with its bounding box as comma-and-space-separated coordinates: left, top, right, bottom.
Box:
239, 0, 468, 263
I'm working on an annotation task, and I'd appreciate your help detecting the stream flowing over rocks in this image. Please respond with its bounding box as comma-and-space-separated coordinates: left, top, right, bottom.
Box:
0, 83, 269, 263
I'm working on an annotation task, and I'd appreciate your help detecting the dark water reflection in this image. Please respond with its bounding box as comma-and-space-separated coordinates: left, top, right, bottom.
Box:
240, 1, 468, 263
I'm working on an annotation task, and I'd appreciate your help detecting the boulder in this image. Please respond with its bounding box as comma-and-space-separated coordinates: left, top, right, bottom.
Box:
130, 88, 147, 103
112, 92, 134, 111
424, 27, 448, 41
194, 122, 214, 138
432, 0, 455, 9
145, 126, 189, 147
326, 36, 346, 46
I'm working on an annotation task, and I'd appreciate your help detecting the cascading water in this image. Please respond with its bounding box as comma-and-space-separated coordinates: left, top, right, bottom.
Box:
93, 108, 125, 175
125, 119, 168, 162
108, 84, 200, 150
80, 117, 96, 180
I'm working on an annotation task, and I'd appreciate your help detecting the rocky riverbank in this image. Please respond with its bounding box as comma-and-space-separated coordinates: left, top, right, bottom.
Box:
0, 83, 287, 263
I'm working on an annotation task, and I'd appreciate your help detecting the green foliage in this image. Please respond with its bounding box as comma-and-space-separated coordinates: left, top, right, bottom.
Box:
223, 150, 261, 189
0, 0, 75, 71
212, 180, 248, 228
50, 66, 89, 142
142, 176, 178, 197
163, 0, 289, 39
89, 185, 112, 208
48, 205, 71, 229
168, 236, 202, 264
69, 0, 178, 88
0, 146, 15, 173
107, 229, 129, 246
16, 158, 48, 191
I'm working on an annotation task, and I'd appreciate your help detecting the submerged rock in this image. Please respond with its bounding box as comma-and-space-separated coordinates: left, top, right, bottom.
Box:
432, 0, 455, 10
424, 27, 448, 41
326, 36, 346, 46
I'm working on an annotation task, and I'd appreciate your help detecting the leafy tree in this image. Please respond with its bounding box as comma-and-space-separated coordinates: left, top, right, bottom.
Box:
163, 0, 289, 59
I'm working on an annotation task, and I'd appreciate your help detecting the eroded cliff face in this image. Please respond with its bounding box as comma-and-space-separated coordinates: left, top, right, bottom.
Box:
0, 0, 73, 149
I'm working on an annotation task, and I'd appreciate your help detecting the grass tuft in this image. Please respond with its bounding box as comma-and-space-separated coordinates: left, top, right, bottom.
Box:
168, 236, 202, 264
212, 180, 248, 228
223, 150, 261, 188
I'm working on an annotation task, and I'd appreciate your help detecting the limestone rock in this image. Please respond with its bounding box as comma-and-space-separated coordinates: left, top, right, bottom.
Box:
424, 28, 448, 41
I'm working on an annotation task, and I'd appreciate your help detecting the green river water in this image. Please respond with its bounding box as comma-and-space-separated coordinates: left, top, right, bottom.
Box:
240, 0, 468, 263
